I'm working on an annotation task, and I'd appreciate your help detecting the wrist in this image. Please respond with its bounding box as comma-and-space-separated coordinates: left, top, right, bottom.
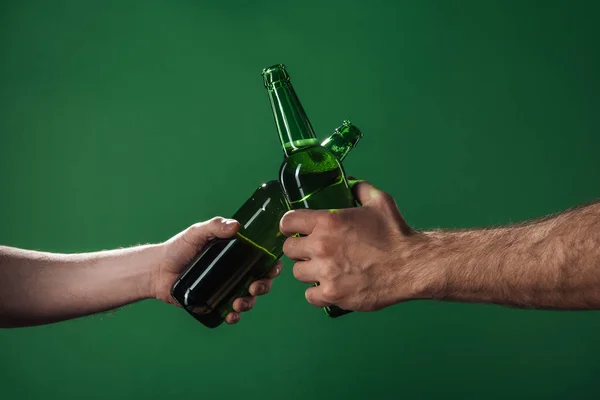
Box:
391, 231, 450, 302
131, 243, 164, 301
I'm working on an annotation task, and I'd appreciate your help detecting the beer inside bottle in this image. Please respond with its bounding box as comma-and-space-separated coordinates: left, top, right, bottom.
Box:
263, 63, 358, 318
170, 120, 363, 328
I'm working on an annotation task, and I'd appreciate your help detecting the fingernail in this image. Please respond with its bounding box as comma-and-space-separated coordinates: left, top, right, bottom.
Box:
257, 284, 266, 294
242, 300, 249, 309
222, 218, 237, 225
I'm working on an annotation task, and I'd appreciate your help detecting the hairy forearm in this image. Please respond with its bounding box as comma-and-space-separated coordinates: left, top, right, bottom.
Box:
0, 244, 160, 328
418, 202, 600, 309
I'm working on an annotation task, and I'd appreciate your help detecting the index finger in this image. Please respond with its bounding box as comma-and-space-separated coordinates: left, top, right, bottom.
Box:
279, 209, 327, 237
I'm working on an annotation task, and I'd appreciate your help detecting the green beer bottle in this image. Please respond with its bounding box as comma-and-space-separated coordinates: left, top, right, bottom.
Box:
262, 64, 358, 318
171, 120, 362, 328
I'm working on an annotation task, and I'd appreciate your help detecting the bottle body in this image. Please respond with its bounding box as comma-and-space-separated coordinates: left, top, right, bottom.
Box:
170, 120, 363, 328
279, 145, 356, 318
263, 64, 357, 318
171, 181, 288, 328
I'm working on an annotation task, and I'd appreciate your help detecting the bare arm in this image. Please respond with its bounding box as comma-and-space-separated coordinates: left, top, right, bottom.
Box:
0, 217, 281, 328
426, 202, 600, 309
280, 181, 600, 312
0, 245, 159, 327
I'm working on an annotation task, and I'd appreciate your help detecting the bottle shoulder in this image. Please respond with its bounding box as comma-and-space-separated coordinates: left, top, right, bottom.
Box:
254, 180, 282, 193
280, 146, 341, 174
231, 180, 288, 222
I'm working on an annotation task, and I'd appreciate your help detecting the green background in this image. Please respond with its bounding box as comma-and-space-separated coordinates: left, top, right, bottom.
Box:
1, 0, 599, 399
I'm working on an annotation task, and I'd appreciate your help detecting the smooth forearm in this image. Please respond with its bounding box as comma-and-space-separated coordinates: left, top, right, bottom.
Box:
413, 203, 600, 309
0, 244, 160, 328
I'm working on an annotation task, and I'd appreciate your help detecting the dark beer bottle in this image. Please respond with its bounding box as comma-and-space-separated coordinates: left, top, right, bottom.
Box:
171, 120, 362, 328
263, 64, 358, 318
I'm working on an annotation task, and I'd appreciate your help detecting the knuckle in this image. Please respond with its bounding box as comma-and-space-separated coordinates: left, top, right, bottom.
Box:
378, 192, 396, 208
187, 222, 204, 234
183, 222, 206, 241
317, 212, 342, 230
189, 218, 219, 236
209, 216, 225, 228
320, 260, 340, 281
321, 284, 340, 303
372, 192, 402, 218
254, 280, 268, 294
312, 240, 330, 258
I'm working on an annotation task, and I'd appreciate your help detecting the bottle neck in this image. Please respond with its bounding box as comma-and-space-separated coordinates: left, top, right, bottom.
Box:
321, 120, 363, 162
262, 64, 318, 157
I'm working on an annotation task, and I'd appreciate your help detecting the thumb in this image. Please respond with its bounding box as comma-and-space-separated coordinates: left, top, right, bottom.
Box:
183, 217, 240, 248
351, 180, 387, 206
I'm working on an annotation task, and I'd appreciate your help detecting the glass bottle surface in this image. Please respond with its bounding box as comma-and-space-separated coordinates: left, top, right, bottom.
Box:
171, 181, 287, 328
171, 120, 363, 328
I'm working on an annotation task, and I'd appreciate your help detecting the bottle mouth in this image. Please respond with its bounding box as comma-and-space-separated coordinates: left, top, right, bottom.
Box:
336, 120, 364, 142
262, 64, 290, 88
